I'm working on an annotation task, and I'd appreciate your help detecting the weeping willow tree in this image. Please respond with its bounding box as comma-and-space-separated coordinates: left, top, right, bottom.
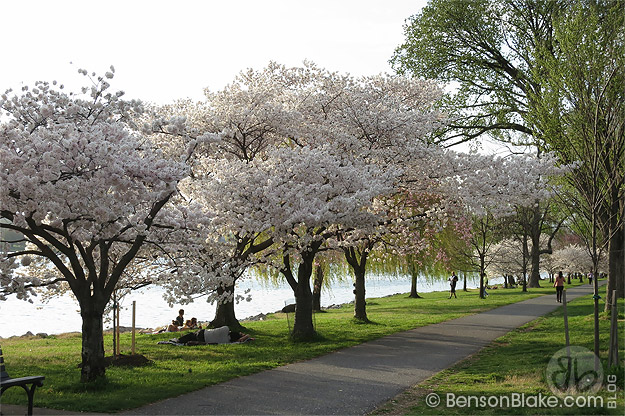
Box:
361, 214, 473, 299
251, 250, 350, 313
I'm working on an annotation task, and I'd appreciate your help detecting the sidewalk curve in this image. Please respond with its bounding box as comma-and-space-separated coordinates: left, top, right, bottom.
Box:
2, 283, 601, 416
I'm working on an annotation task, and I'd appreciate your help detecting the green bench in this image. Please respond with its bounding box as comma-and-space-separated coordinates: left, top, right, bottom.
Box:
0, 347, 45, 415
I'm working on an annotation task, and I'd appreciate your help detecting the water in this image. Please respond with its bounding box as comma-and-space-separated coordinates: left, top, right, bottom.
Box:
0, 274, 484, 338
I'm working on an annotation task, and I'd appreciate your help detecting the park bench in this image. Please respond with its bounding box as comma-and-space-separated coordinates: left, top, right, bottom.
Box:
0, 346, 45, 415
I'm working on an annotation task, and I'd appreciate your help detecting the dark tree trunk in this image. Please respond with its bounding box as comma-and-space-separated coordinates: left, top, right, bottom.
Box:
408, 258, 422, 298
605, 223, 624, 311
292, 258, 315, 341
211, 235, 273, 327
312, 264, 323, 312
343, 244, 371, 322
79, 303, 106, 383
479, 255, 486, 298
528, 244, 542, 287
210, 282, 242, 330
528, 206, 542, 288
353, 266, 368, 321
409, 272, 422, 298
281, 246, 319, 342
463, 272, 467, 291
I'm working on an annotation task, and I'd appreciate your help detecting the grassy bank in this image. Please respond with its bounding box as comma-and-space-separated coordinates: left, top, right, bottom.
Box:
1, 280, 589, 413
371, 291, 624, 415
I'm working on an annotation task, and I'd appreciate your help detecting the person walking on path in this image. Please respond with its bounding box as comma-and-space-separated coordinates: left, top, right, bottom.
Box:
588, 270, 593, 285
554, 271, 565, 303
448, 271, 458, 299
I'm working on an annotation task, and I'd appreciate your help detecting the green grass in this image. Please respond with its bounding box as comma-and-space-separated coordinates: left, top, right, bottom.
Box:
0, 279, 593, 413
371, 290, 624, 415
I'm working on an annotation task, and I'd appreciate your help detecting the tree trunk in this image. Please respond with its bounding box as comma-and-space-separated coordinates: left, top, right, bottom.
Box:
79, 304, 106, 383
463, 272, 467, 291
210, 283, 242, 330
408, 260, 422, 298
292, 276, 315, 341
312, 264, 323, 312
479, 252, 487, 298
343, 244, 371, 321
605, 223, 624, 311
290, 252, 317, 341
353, 266, 368, 322
528, 222, 542, 287
528, 243, 542, 287
409, 272, 422, 298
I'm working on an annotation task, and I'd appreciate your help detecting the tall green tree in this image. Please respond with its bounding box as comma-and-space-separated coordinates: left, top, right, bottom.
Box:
392, 0, 623, 297
392, 0, 562, 290
528, 0, 625, 307
392, 0, 559, 147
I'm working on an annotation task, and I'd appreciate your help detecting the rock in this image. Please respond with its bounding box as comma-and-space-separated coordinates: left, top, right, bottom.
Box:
36, 333, 49, 338
23, 331, 34, 337
281, 304, 296, 313
242, 313, 267, 322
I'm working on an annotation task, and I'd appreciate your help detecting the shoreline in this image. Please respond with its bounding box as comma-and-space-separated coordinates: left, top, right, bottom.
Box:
0, 299, 358, 340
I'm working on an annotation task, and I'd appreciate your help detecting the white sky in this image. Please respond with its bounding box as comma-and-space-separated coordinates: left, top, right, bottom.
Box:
2, 0, 427, 104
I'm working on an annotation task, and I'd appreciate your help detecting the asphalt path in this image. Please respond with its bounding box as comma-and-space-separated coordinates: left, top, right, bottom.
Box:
123, 283, 601, 415
2, 282, 602, 415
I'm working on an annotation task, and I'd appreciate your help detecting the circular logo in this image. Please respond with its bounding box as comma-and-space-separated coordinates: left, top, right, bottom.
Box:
425, 392, 441, 407
546, 346, 603, 396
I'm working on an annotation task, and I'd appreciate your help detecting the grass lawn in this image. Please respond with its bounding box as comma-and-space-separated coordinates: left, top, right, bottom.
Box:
0, 279, 599, 413
371, 290, 624, 415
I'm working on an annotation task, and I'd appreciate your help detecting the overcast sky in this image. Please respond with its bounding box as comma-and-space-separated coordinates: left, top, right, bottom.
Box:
2, 0, 427, 104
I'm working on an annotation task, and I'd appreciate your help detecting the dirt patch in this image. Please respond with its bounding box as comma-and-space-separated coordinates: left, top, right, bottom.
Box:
105, 354, 152, 367
77, 354, 153, 368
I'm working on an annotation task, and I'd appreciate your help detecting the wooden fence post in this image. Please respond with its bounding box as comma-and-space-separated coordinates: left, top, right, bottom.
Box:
608, 290, 619, 367
132, 301, 136, 356
563, 290, 570, 358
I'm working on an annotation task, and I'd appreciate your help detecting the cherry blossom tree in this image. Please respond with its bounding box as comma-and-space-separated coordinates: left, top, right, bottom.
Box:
551, 244, 607, 277
291, 68, 447, 321
0, 70, 188, 382
448, 152, 565, 297
148, 63, 315, 329
267, 145, 395, 339
197, 143, 395, 340
487, 238, 528, 282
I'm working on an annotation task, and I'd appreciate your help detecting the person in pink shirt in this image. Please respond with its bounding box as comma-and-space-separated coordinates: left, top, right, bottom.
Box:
554, 271, 565, 303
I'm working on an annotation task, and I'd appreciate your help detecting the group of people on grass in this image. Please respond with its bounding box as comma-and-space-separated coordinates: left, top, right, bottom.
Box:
139, 309, 203, 334
147, 309, 254, 345
167, 309, 202, 332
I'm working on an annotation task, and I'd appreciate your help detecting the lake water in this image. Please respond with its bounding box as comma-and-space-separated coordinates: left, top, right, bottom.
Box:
0, 273, 485, 338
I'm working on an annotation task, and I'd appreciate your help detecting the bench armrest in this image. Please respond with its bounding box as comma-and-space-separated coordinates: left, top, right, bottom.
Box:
1, 376, 45, 389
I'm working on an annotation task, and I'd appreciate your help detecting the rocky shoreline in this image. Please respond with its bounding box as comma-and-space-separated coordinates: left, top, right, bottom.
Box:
1, 302, 353, 340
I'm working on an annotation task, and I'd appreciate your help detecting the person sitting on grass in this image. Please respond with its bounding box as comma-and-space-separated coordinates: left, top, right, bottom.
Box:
167, 320, 181, 332
176, 326, 253, 345
174, 309, 185, 327
182, 317, 201, 330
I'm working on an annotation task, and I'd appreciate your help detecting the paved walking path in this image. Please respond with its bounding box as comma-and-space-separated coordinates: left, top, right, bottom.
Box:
3, 283, 601, 415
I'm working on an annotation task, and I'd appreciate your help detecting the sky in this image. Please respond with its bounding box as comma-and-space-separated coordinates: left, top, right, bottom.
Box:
2, 0, 428, 104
